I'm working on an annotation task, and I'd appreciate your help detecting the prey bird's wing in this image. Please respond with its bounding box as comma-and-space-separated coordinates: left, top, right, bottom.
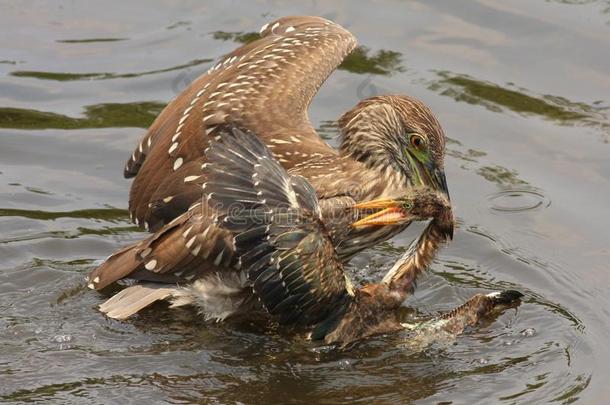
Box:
205, 126, 353, 326
126, 16, 357, 230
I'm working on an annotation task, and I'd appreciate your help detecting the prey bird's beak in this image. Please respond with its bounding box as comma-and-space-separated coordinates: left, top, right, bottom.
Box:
352, 199, 412, 227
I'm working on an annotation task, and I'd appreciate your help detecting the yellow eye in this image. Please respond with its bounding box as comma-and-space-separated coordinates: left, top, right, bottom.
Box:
410, 134, 425, 150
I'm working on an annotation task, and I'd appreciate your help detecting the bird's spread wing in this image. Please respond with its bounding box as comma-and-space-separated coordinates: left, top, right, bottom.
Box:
87, 119, 341, 293
205, 125, 353, 326
127, 16, 357, 230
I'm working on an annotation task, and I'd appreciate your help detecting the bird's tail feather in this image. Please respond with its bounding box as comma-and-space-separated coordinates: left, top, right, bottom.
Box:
98, 283, 178, 320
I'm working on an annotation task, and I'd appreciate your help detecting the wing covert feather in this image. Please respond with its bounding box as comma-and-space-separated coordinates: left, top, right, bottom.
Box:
127, 16, 357, 228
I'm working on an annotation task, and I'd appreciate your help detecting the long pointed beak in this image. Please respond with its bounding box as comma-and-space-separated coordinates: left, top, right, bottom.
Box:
426, 165, 453, 239
436, 169, 453, 239
352, 198, 399, 210
430, 167, 450, 201
352, 199, 412, 227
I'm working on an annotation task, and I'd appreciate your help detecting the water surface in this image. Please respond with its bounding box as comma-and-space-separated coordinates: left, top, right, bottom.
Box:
1, 1, 609, 403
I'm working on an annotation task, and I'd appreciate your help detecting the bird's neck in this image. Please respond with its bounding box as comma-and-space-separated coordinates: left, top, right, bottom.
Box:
382, 216, 452, 305
320, 218, 451, 346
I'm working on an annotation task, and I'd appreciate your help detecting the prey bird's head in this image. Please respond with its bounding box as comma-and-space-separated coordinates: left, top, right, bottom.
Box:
339, 95, 449, 200
351, 187, 452, 228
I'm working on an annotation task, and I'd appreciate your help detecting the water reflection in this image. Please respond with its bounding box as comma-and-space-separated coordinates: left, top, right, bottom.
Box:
446, 147, 486, 163
339, 46, 404, 75
56, 38, 128, 43
429, 71, 610, 137
445, 137, 529, 189
0, 207, 128, 221
212, 31, 405, 75
10, 59, 212, 81
477, 165, 528, 186
166, 21, 192, 30
0, 102, 165, 129
212, 30, 260, 44
551, 374, 591, 403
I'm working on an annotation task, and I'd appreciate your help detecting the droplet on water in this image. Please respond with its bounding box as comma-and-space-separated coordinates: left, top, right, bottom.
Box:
521, 328, 536, 337
338, 359, 351, 369
503, 339, 520, 346
52, 335, 73, 343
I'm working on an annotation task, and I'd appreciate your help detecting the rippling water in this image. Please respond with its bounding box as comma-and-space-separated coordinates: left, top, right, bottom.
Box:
1, 1, 609, 403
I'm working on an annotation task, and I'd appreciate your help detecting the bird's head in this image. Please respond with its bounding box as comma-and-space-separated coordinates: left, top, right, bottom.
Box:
339, 95, 449, 200
351, 187, 452, 228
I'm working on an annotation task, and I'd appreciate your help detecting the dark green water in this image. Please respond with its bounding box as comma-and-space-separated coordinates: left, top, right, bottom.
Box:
1, 1, 609, 403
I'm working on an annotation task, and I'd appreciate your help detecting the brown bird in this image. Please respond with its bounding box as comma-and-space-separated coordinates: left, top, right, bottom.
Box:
88, 16, 452, 319
95, 125, 522, 347
187, 126, 522, 346
94, 124, 443, 320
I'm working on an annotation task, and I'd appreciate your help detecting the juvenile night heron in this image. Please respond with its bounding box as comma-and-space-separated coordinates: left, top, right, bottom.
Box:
88, 16, 452, 319
149, 126, 520, 346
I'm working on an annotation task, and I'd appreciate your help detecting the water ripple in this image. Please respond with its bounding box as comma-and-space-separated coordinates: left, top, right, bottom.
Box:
486, 188, 551, 213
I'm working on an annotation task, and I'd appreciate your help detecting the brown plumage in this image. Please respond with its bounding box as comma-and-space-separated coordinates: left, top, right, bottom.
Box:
94, 126, 522, 346
89, 16, 453, 320
126, 16, 357, 230
199, 127, 521, 345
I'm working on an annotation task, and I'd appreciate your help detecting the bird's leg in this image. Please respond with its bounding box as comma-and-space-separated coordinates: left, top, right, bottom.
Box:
400, 290, 523, 350
436, 290, 523, 334
382, 209, 454, 307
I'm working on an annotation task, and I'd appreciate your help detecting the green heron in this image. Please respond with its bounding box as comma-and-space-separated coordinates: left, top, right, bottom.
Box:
88, 16, 453, 318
